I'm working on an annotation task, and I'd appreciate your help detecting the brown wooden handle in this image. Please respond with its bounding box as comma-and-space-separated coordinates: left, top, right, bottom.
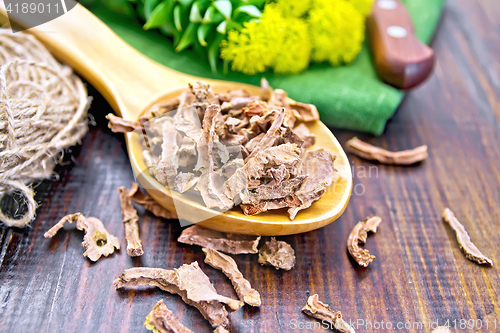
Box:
367, 0, 435, 89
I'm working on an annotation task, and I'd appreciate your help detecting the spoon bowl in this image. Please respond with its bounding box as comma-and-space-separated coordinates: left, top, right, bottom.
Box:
2, 2, 352, 235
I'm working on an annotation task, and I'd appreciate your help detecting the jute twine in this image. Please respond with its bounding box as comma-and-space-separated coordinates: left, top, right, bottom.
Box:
0, 29, 90, 228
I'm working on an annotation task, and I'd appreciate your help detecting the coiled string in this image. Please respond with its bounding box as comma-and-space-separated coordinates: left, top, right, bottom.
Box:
0, 29, 89, 227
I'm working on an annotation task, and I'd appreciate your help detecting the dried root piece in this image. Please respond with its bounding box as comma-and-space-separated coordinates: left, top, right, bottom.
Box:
114, 262, 243, 327
178, 225, 261, 255
442, 208, 493, 266
258, 237, 295, 271
203, 248, 261, 307
286, 98, 320, 122
240, 176, 306, 206
174, 172, 198, 193
44, 213, 120, 262
225, 143, 301, 200
118, 186, 143, 257
241, 195, 301, 215
260, 78, 319, 122
346, 137, 428, 165
106, 113, 139, 133
144, 300, 193, 333
242, 100, 267, 117
189, 81, 219, 105
141, 98, 180, 123
292, 123, 316, 148
129, 183, 178, 220
288, 149, 336, 220
156, 117, 181, 183
347, 216, 382, 267
302, 294, 355, 333
244, 108, 285, 162
431, 327, 451, 333
194, 104, 233, 210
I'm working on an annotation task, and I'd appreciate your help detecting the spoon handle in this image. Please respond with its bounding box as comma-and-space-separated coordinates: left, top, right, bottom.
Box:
1, 1, 191, 120
367, 0, 435, 89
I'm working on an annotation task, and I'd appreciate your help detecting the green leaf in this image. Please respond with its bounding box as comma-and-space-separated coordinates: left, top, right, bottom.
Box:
173, 4, 183, 31
193, 35, 206, 55
202, 6, 224, 24
143, 0, 162, 19
197, 24, 211, 46
243, 0, 266, 6
178, 0, 194, 8
144, 0, 175, 30
216, 20, 227, 34
189, 1, 202, 22
136, 2, 146, 20
176, 22, 198, 52
208, 33, 225, 73
189, 0, 210, 23
101, 0, 134, 15
213, 0, 232, 20
234, 5, 261, 18
160, 22, 175, 36
227, 20, 243, 31
173, 27, 181, 46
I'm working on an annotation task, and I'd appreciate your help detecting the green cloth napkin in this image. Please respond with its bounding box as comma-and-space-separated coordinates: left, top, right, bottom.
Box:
86, 0, 445, 135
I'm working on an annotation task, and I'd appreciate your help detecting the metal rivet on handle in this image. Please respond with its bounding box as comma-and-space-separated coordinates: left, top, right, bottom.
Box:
386, 26, 407, 38
377, 0, 397, 10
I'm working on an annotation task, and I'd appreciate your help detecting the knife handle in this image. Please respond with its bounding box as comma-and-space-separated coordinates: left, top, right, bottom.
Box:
367, 0, 435, 89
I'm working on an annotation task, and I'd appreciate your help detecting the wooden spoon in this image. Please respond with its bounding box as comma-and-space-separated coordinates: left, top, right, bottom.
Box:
2, 3, 352, 235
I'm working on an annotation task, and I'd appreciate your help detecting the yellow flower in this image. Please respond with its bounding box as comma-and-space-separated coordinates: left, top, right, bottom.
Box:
274, 0, 312, 18
309, 0, 365, 66
348, 0, 374, 16
220, 4, 285, 75
272, 17, 311, 74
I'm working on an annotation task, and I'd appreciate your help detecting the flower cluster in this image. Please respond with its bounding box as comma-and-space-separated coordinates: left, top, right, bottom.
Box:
221, 4, 286, 75
309, 0, 366, 66
221, 0, 372, 74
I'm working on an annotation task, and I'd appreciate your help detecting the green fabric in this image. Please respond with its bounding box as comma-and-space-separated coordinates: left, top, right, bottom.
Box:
86, 0, 445, 135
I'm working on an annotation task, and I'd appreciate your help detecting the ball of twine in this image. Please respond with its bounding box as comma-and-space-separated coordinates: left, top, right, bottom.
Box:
0, 29, 90, 228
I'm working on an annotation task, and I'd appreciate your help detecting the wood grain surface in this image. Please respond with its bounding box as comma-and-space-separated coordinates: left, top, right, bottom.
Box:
1, 0, 499, 332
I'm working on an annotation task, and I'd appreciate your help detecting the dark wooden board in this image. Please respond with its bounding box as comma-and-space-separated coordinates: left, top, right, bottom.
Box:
1, 0, 499, 332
